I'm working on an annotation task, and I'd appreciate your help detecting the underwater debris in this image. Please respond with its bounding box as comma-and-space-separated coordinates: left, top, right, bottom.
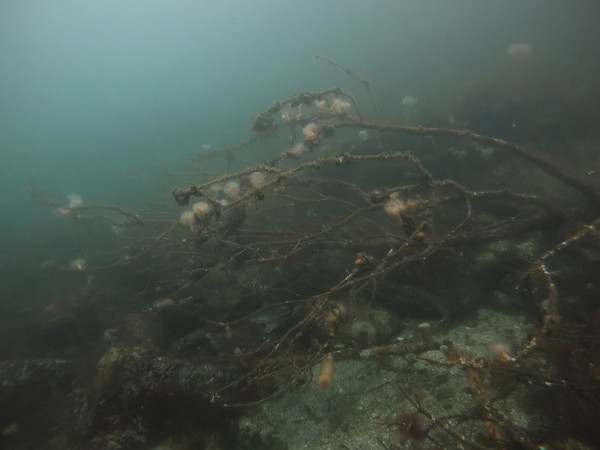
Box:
23, 73, 600, 448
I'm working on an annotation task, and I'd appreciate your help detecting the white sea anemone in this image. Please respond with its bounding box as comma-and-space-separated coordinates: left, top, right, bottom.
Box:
384, 198, 406, 217
179, 210, 195, 226
67, 193, 83, 208
224, 181, 240, 198
192, 201, 211, 218
249, 171, 266, 188
315, 99, 327, 110
302, 123, 318, 142
331, 98, 351, 114
289, 142, 305, 157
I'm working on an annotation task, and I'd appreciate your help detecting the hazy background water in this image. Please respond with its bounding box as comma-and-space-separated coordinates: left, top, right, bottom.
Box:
1, 0, 599, 280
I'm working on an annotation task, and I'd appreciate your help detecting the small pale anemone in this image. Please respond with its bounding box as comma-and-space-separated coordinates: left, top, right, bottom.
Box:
224, 181, 241, 198
384, 197, 406, 217
249, 171, 266, 188
192, 201, 211, 219
67, 193, 83, 208
330, 97, 351, 114
315, 99, 327, 110
280, 110, 292, 122
289, 142, 305, 157
179, 210, 195, 227
69, 258, 87, 271
302, 123, 318, 142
